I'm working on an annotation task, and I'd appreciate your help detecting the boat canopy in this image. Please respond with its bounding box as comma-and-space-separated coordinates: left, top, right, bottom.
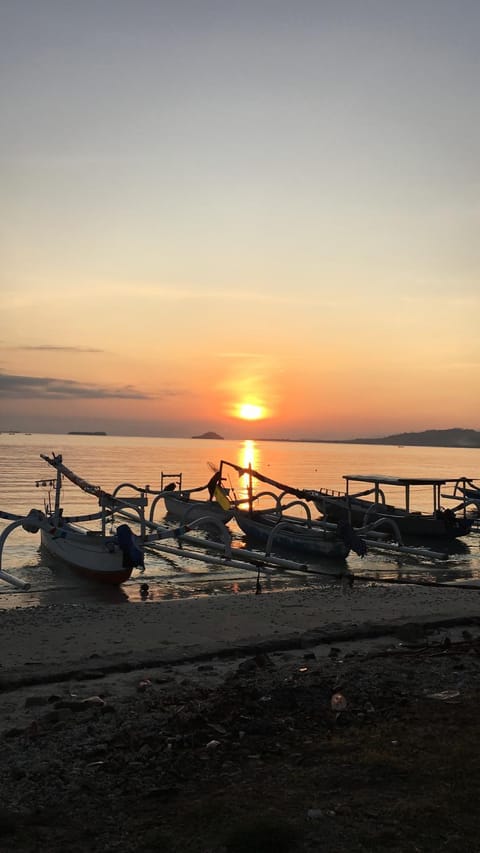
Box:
343, 475, 450, 487
341, 473, 469, 514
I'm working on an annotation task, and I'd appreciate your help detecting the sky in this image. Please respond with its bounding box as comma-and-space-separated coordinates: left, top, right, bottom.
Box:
1, 0, 479, 440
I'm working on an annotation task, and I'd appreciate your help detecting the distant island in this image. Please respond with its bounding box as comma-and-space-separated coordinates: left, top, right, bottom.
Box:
344, 428, 480, 449
68, 431, 107, 436
192, 431, 224, 440
263, 428, 480, 449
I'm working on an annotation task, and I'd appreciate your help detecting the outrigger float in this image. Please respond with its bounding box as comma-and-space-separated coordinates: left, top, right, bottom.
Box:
0, 453, 332, 591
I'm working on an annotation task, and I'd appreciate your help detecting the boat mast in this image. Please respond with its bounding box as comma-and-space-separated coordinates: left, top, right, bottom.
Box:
53, 454, 63, 519
247, 464, 254, 513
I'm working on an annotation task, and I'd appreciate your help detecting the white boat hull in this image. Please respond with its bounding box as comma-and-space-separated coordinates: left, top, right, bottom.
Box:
41, 528, 134, 585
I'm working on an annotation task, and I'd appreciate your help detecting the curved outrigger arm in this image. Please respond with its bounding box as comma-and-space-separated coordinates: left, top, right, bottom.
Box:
0, 508, 47, 590
441, 476, 480, 511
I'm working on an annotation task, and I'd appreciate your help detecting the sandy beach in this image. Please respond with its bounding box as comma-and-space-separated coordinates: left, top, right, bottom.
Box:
2, 582, 480, 852
1, 582, 480, 686
1, 580, 479, 742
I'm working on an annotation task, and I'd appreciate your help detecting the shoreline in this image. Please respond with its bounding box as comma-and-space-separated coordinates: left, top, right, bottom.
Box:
2, 582, 480, 688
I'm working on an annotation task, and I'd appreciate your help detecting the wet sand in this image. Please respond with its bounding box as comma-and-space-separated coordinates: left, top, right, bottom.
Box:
1, 582, 479, 686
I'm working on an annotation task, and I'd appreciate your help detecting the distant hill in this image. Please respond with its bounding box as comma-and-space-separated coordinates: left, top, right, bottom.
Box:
347, 428, 480, 449
192, 431, 224, 440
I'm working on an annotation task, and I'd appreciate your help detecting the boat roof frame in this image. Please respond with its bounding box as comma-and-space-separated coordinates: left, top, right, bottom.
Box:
342, 474, 474, 516
343, 475, 455, 487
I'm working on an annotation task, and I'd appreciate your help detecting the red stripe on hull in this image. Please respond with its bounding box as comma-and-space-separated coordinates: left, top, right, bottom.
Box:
69, 564, 133, 585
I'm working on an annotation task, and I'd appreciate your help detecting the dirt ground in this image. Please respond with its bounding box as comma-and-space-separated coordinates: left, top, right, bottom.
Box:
2, 622, 480, 853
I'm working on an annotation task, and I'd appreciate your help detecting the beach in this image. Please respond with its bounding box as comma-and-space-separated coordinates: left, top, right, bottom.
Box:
1, 580, 479, 738
2, 583, 480, 851
2, 582, 480, 686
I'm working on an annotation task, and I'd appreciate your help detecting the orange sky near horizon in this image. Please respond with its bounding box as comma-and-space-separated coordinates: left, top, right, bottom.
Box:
1, 3, 479, 439
1, 338, 477, 439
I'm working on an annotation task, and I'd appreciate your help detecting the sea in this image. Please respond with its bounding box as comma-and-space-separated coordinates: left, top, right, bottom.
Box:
0, 433, 479, 609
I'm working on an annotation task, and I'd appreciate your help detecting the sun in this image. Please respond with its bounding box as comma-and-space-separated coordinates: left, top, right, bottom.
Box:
237, 403, 265, 421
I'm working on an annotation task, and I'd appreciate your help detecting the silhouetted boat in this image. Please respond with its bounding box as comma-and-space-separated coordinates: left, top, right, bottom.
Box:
159, 470, 234, 524
218, 460, 461, 561
314, 474, 473, 542
234, 507, 352, 562
0, 454, 148, 587
221, 460, 365, 563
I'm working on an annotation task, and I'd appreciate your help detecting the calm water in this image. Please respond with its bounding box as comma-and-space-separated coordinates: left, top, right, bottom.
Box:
0, 433, 479, 608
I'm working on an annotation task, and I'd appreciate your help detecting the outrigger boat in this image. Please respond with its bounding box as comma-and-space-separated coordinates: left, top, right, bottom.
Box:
157, 461, 357, 563
217, 461, 459, 561
0, 453, 177, 587
234, 505, 354, 563
219, 467, 358, 562
0, 454, 345, 591
313, 474, 474, 542
158, 469, 234, 524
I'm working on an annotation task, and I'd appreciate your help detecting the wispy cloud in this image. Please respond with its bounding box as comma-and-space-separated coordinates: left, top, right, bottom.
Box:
0, 372, 153, 400
15, 345, 105, 353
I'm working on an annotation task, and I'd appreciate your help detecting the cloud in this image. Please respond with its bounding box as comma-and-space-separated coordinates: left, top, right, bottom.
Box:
0, 372, 153, 400
16, 345, 105, 353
